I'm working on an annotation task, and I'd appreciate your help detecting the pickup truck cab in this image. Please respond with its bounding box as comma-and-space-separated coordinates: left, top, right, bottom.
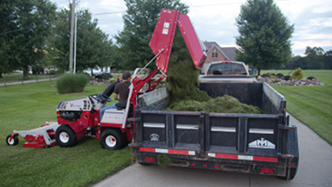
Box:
199, 61, 256, 83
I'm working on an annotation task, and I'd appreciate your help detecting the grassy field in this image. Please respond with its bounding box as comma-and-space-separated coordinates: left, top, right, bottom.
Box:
261, 70, 332, 144
0, 81, 131, 187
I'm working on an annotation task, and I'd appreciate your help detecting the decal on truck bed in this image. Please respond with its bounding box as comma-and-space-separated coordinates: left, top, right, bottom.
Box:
249, 138, 275, 149
150, 133, 160, 141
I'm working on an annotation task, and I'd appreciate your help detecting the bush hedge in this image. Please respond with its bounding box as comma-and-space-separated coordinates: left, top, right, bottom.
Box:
56, 73, 90, 94
291, 67, 304, 80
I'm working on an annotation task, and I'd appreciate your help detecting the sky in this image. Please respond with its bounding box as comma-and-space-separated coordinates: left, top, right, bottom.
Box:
51, 0, 332, 56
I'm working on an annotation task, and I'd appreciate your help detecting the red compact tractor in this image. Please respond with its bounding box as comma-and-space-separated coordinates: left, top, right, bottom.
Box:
6, 8, 206, 150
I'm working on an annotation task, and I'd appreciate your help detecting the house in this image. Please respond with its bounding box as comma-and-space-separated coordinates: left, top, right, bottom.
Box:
202, 41, 238, 73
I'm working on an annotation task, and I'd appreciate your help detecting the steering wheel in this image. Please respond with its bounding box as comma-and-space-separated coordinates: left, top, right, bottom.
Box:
99, 94, 111, 102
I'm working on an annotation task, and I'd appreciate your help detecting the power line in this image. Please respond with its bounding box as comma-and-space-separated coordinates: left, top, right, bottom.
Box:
190, 2, 244, 7
0, 19, 65, 36
92, 11, 125, 16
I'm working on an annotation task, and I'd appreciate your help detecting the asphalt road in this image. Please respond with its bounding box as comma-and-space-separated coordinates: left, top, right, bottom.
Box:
94, 115, 332, 187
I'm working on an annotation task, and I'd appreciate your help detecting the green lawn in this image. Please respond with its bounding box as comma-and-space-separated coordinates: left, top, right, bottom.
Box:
0, 81, 131, 187
261, 70, 332, 144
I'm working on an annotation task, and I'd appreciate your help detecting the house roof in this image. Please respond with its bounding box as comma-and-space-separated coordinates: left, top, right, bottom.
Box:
203, 41, 237, 61
220, 47, 237, 61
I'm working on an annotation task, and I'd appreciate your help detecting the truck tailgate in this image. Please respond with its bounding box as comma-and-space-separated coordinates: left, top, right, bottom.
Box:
135, 110, 284, 162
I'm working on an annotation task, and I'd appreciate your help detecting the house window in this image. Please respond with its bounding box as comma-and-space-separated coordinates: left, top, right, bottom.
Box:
212, 50, 218, 58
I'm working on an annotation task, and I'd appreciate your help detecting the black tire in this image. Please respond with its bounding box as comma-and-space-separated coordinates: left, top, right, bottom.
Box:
138, 162, 151, 166
6, 134, 19, 146
100, 129, 127, 150
55, 125, 77, 147
280, 167, 297, 180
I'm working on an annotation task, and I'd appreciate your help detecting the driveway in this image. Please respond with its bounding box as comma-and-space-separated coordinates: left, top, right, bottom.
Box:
94, 115, 332, 187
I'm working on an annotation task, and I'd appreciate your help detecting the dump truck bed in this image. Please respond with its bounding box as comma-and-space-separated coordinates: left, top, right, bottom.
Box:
130, 82, 298, 180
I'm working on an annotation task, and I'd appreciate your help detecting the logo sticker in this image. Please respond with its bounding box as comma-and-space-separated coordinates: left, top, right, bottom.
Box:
150, 133, 160, 141
249, 138, 275, 149
162, 29, 169, 35
69, 103, 81, 108
163, 22, 170, 28
162, 22, 170, 35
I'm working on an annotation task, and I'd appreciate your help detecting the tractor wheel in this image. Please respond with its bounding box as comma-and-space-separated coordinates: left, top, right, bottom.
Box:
55, 125, 77, 147
6, 134, 18, 146
100, 129, 127, 150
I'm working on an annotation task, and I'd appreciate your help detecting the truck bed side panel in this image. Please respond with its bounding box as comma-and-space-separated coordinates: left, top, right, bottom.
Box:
199, 82, 285, 115
262, 83, 286, 113
199, 82, 263, 108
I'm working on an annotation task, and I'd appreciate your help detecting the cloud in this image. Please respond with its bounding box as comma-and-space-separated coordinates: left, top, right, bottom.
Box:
292, 40, 332, 50
50, 0, 332, 54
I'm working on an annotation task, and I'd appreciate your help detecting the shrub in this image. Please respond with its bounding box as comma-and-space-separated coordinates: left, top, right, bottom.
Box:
110, 78, 116, 83
49, 70, 56, 75
284, 75, 291, 80
291, 67, 304, 80
56, 73, 90, 94
277, 73, 284, 77
269, 75, 275, 78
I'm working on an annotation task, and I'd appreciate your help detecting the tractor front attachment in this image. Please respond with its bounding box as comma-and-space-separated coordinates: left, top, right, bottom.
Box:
6, 122, 60, 148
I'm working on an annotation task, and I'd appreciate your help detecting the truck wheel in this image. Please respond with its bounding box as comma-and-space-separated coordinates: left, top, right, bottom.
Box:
280, 167, 297, 180
6, 134, 18, 146
100, 129, 126, 150
138, 162, 151, 166
55, 125, 77, 147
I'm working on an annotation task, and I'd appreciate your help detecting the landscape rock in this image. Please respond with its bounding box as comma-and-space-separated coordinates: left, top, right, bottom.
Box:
257, 76, 325, 86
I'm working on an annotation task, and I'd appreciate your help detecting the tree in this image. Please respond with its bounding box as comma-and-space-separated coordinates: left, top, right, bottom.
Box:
324, 50, 332, 69
235, 0, 294, 75
48, 7, 114, 74
0, 0, 19, 78
304, 46, 325, 69
115, 0, 189, 70
282, 47, 332, 70
0, 0, 57, 79
284, 55, 303, 70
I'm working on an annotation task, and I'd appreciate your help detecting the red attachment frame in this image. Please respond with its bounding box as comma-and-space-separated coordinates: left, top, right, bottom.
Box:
130, 69, 160, 106
149, 8, 206, 75
178, 14, 206, 69
21, 129, 57, 148
149, 9, 179, 75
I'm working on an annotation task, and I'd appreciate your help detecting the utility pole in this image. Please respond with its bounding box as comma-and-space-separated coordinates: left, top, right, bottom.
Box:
73, 11, 77, 75
69, 0, 75, 73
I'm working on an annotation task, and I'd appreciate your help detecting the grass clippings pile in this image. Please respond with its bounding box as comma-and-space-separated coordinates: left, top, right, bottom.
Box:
166, 29, 262, 114
168, 95, 263, 114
